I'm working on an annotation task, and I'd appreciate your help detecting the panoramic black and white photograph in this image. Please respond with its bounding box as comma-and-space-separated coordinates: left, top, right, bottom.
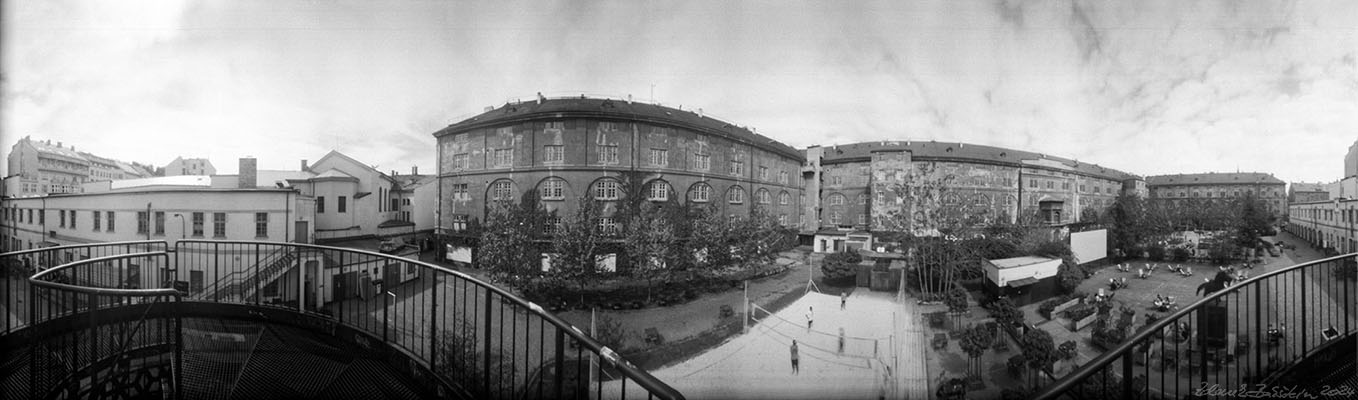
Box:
2, 1, 1356, 399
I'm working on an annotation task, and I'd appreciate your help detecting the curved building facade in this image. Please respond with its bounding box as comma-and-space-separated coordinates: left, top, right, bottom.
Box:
433, 97, 805, 232
802, 141, 1141, 246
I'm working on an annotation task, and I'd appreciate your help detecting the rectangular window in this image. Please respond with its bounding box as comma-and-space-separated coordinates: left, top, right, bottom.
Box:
599, 145, 619, 164
38, 210, 43, 225
779, 215, 788, 225
1029, 179, 1037, 188
338, 196, 347, 213
693, 153, 710, 171
452, 153, 469, 170
598, 217, 617, 234
93, 211, 101, 231
779, 171, 789, 184
453, 184, 470, 201
390, 198, 400, 211
192, 212, 204, 237
137, 211, 149, 234
213, 213, 226, 238
317, 196, 325, 213
1046, 181, 1054, 189
155, 212, 165, 235
832, 176, 842, 185
69, 210, 75, 229
649, 149, 668, 166
759, 166, 768, 180
545, 121, 564, 130
1080, 184, 1086, 192
543, 217, 561, 235
255, 213, 268, 238
107, 211, 115, 232
729, 160, 743, 176
540, 180, 565, 200
544, 145, 565, 163
60, 210, 66, 228
494, 149, 514, 167
858, 215, 867, 225
594, 181, 619, 200
649, 182, 669, 201
599, 122, 616, 131
492, 182, 514, 200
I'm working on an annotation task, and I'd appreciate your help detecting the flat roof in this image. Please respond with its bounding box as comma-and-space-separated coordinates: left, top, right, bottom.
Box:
988, 256, 1058, 269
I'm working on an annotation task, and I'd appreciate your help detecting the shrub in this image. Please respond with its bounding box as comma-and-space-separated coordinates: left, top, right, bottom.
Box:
1171, 247, 1192, 262
929, 312, 948, 328
1007, 354, 1027, 378
1038, 298, 1062, 320
1147, 245, 1167, 261
1058, 340, 1078, 360
594, 315, 630, 351
1065, 305, 1096, 322
820, 251, 862, 284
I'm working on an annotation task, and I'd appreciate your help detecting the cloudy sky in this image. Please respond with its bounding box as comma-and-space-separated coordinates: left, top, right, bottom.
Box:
3, 0, 1356, 183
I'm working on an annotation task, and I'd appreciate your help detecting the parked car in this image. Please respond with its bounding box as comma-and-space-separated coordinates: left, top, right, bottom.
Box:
378, 240, 400, 254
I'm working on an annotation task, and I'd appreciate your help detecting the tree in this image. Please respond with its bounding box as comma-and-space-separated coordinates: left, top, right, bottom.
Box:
435, 319, 516, 397
957, 324, 994, 381
1019, 328, 1057, 389
478, 191, 552, 288
623, 203, 675, 302
552, 195, 607, 297
943, 287, 969, 330
820, 250, 862, 284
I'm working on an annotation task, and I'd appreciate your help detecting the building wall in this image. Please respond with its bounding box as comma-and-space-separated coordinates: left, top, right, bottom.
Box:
165, 157, 217, 176
1286, 199, 1358, 254
1148, 183, 1287, 215
0, 189, 310, 252
436, 119, 803, 229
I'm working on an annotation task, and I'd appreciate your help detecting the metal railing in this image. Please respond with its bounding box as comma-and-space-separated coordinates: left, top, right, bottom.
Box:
1033, 253, 1357, 399
3, 240, 684, 400
24, 251, 182, 399
2, 240, 168, 335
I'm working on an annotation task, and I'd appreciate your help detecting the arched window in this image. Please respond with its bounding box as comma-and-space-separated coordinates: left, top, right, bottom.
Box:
689, 183, 712, 203
942, 193, 961, 206
829, 193, 846, 206
490, 180, 515, 201
756, 189, 771, 204
779, 191, 791, 205
648, 181, 670, 201
727, 186, 746, 204
830, 211, 842, 225
593, 179, 620, 200
539, 178, 566, 200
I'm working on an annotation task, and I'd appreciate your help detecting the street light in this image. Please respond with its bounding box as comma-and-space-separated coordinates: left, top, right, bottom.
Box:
173, 213, 185, 240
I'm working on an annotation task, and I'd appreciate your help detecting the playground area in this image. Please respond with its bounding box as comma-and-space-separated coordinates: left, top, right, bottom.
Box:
630, 291, 910, 400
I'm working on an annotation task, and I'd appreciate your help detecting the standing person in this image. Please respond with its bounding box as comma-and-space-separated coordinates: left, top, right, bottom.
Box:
840, 292, 848, 310
790, 340, 800, 374
807, 306, 815, 331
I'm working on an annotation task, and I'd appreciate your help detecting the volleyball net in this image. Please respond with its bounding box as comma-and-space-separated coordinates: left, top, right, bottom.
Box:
748, 302, 888, 366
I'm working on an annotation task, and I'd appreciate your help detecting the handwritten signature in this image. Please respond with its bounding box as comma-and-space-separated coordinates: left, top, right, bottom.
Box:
1195, 383, 1356, 399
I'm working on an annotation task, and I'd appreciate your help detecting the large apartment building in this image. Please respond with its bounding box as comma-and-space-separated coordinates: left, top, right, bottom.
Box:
5, 136, 152, 197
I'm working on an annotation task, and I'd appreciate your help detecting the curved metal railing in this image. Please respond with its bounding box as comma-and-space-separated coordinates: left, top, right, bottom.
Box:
3, 240, 684, 400
2, 240, 168, 335
1033, 253, 1357, 399
23, 251, 182, 399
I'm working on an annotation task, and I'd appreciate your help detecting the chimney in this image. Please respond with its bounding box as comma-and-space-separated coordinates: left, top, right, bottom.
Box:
301, 159, 308, 171
484, 106, 494, 112
238, 157, 257, 189
412, 166, 418, 175
627, 94, 632, 104
537, 92, 545, 104
698, 108, 704, 118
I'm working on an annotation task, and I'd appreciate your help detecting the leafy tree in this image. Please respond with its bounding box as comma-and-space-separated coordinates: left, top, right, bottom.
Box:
957, 324, 994, 380
1019, 328, 1057, 388
820, 250, 862, 284
1056, 255, 1083, 294
478, 191, 552, 288
435, 319, 516, 397
623, 203, 675, 302
943, 287, 969, 330
552, 196, 608, 296
689, 203, 737, 273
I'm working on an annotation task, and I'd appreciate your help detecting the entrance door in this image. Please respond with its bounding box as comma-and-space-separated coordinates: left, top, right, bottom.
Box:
294, 221, 309, 243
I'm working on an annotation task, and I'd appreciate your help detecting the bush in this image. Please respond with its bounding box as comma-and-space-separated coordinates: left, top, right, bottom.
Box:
929, 312, 948, 328
1147, 245, 1167, 261
1057, 257, 1083, 294
1065, 305, 1096, 322
1038, 298, 1062, 320
820, 251, 862, 284
1007, 354, 1027, 378
1171, 247, 1192, 262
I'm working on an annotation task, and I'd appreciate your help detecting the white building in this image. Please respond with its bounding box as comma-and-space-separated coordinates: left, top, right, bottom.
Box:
164, 156, 217, 176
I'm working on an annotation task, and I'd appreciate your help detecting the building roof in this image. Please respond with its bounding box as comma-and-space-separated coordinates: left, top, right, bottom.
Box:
1290, 182, 1330, 192
988, 256, 1059, 269
817, 141, 1139, 182
27, 139, 89, 163
434, 97, 801, 159
1145, 172, 1285, 186
108, 176, 212, 190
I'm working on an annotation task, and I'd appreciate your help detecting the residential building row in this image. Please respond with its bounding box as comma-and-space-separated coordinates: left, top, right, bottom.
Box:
0, 151, 436, 253
1287, 140, 1358, 255
5, 136, 221, 197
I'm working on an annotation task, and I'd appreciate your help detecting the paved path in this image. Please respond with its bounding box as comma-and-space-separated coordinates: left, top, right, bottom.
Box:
893, 297, 929, 399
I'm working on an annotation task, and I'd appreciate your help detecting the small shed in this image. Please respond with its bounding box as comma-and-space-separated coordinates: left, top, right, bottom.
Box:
984, 256, 1061, 306
812, 229, 873, 253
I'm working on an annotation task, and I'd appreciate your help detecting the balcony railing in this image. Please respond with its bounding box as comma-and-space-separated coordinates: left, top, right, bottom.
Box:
2, 240, 684, 400
1032, 253, 1357, 399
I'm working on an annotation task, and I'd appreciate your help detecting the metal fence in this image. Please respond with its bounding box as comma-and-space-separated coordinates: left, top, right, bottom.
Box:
1033, 253, 1357, 399
2, 240, 684, 400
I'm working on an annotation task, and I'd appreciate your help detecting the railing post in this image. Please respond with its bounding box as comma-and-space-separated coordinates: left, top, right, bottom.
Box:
1121, 352, 1133, 397
1254, 281, 1262, 382
429, 273, 438, 371
484, 288, 493, 397
1301, 268, 1307, 355
383, 289, 390, 343
174, 297, 183, 400
555, 329, 565, 399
